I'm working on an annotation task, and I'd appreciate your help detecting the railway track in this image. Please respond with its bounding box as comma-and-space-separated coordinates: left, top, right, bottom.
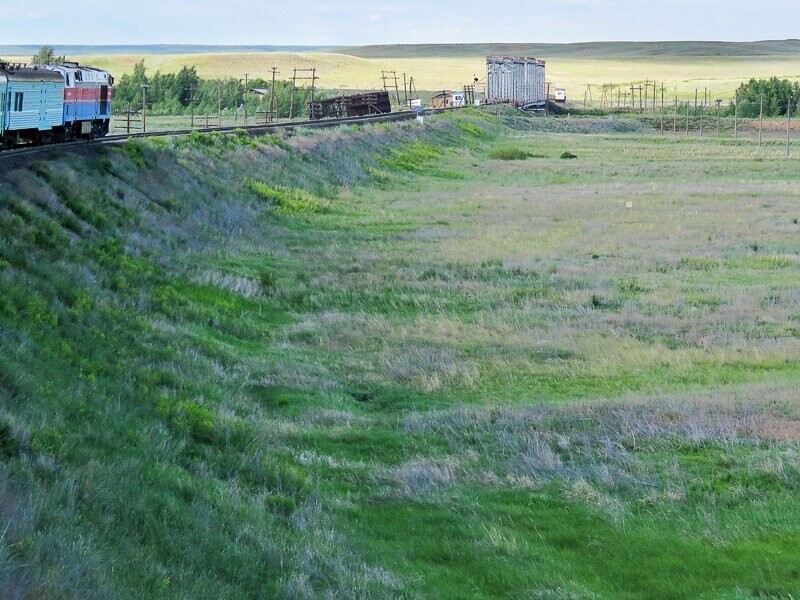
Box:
0, 110, 419, 161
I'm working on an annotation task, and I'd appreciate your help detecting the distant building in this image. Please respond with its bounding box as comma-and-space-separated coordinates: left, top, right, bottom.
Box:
431, 90, 467, 109
486, 57, 546, 105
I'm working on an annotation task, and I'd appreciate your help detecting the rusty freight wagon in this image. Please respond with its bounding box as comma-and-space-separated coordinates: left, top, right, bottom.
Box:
308, 91, 391, 120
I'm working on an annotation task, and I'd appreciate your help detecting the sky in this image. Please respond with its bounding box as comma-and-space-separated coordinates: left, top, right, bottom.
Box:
2, 0, 799, 46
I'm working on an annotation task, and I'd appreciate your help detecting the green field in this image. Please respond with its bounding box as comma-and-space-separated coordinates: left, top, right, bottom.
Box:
7, 40, 800, 101
2, 110, 800, 598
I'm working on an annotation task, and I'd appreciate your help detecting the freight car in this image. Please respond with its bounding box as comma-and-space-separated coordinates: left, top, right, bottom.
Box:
308, 91, 391, 120
0, 62, 113, 148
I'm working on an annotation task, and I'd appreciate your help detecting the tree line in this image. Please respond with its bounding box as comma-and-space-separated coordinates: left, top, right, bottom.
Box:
113, 61, 325, 118
729, 78, 800, 118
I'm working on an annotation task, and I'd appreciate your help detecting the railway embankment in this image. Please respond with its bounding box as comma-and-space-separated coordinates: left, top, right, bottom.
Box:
0, 109, 504, 598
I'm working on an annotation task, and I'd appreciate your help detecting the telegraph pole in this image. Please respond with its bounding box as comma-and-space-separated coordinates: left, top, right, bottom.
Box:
186, 86, 197, 128
759, 94, 764, 147
218, 83, 222, 127
288, 68, 318, 120
733, 91, 738, 140
716, 99, 722, 138
244, 73, 249, 126
269, 66, 279, 124
699, 100, 704, 137
290, 69, 297, 120
686, 100, 690, 136
141, 84, 149, 133
673, 91, 677, 134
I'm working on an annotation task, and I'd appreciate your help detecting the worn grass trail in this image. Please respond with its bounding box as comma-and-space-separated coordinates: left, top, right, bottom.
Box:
1, 111, 799, 598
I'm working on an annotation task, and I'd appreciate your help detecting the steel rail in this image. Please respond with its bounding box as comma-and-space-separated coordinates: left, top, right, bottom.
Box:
0, 110, 421, 161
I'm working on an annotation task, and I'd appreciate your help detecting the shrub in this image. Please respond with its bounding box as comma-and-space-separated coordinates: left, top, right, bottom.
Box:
31, 426, 64, 456
560, 151, 578, 160
489, 147, 532, 160
121, 141, 148, 168
259, 269, 278, 292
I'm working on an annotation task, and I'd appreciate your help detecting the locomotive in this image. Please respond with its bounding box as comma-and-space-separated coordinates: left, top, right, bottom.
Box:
0, 61, 113, 149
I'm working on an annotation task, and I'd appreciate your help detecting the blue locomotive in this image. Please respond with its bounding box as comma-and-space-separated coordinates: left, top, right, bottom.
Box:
0, 62, 114, 149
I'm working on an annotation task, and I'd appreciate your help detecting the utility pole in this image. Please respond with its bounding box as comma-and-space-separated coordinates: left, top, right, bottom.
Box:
289, 67, 318, 120
673, 92, 677, 134
269, 66, 279, 124
699, 100, 704, 137
290, 68, 297, 120
644, 79, 648, 112
653, 81, 657, 115
218, 83, 222, 127
759, 94, 764, 147
686, 100, 690, 136
733, 91, 738, 140
660, 83, 665, 134
243, 73, 249, 126
141, 84, 149, 133
715, 99, 722, 138
186, 86, 196, 128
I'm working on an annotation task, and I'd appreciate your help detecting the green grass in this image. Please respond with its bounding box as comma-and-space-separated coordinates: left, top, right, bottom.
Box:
11, 42, 800, 106
2, 108, 800, 598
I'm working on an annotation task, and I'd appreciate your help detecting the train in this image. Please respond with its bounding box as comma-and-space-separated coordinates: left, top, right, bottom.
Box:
0, 61, 113, 149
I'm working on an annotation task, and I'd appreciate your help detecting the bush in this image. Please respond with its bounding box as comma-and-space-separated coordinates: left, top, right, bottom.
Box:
560, 151, 578, 160
31, 426, 64, 456
488, 147, 532, 160
259, 269, 278, 292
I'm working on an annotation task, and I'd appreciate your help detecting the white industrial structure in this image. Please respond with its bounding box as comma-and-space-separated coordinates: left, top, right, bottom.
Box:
486, 57, 547, 105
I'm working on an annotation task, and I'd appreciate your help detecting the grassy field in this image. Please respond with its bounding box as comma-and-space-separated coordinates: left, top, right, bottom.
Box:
2, 110, 800, 598
7, 41, 800, 101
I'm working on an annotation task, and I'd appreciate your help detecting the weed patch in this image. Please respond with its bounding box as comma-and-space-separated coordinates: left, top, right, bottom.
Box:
247, 180, 330, 214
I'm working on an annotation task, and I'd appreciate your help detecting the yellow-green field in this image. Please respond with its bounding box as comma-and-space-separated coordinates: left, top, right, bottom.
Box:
9, 50, 800, 101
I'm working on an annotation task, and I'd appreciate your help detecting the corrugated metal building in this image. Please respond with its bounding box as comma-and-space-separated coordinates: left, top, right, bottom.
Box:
486, 57, 546, 105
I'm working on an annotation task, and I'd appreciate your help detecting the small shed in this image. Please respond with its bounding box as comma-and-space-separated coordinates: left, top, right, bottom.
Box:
431, 91, 466, 109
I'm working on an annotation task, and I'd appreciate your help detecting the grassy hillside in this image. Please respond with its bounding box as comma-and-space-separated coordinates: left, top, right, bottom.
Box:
7, 41, 800, 102
341, 39, 800, 59
2, 111, 800, 598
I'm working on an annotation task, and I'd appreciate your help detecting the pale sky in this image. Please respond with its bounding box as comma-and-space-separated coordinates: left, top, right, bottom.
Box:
2, 0, 799, 45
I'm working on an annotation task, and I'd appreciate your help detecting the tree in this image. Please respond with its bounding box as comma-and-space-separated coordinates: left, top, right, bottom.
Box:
729, 77, 800, 118
32, 45, 65, 65
175, 66, 201, 107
